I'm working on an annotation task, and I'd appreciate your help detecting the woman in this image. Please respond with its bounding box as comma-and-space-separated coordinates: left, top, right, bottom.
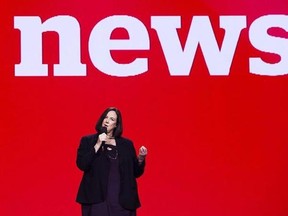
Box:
76, 107, 148, 216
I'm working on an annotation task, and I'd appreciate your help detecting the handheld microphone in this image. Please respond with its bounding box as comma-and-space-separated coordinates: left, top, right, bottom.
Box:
100, 126, 107, 134
100, 127, 107, 147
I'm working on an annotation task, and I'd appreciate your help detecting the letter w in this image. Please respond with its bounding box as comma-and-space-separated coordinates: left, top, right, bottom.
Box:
151, 16, 246, 76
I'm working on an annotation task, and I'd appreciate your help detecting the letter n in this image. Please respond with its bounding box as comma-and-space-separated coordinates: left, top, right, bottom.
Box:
14, 16, 86, 76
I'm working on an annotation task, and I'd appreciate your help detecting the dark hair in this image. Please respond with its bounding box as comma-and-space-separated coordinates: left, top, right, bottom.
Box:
95, 107, 123, 138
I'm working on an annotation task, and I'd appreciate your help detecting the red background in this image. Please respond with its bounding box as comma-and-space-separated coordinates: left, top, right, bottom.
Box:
1, 1, 288, 216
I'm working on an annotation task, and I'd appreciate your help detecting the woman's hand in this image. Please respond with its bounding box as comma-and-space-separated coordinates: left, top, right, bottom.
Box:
138, 146, 148, 163
94, 133, 107, 153
98, 132, 107, 143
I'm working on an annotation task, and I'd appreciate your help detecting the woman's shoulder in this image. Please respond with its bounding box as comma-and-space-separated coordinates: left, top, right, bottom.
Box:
80, 133, 97, 142
117, 137, 135, 153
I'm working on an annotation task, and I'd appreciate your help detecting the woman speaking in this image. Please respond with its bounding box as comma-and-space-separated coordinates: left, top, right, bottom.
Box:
76, 107, 148, 216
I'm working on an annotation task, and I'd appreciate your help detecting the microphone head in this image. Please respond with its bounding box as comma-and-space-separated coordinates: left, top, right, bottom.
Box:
100, 126, 107, 134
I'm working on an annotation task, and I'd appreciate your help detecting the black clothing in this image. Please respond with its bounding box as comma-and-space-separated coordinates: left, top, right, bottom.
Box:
76, 134, 145, 211
81, 147, 136, 216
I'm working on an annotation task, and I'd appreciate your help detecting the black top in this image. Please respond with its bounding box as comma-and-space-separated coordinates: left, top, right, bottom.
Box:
76, 134, 145, 210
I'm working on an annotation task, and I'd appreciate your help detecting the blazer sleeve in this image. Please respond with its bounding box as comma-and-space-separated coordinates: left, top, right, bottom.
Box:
76, 135, 98, 172
130, 141, 146, 178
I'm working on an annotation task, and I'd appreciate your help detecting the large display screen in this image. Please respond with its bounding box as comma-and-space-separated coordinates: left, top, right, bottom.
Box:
1, 1, 288, 215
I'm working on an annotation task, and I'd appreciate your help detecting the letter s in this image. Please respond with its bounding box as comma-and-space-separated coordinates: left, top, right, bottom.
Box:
249, 15, 288, 76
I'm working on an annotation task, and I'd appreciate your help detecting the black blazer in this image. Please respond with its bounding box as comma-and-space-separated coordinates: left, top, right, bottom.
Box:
76, 134, 145, 210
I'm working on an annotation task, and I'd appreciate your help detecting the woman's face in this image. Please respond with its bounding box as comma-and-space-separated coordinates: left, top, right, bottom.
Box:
102, 110, 117, 135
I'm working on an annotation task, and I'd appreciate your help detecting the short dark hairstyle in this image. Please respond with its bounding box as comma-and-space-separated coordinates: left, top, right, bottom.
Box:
95, 107, 123, 138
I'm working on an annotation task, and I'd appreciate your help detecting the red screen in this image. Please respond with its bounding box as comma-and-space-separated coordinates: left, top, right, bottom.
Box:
1, 1, 288, 216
